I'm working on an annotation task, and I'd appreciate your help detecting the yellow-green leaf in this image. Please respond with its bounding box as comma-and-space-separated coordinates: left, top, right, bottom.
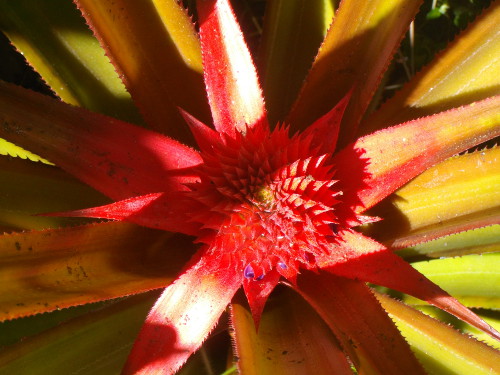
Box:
230, 288, 352, 375
0, 139, 52, 165
287, 0, 423, 144
363, 4, 500, 133
259, 0, 335, 124
367, 146, 500, 247
0, 156, 108, 231
0, 293, 157, 375
76, 0, 210, 142
0, 0, 142, 123
376, 292, 500, 375
398, 225, 500, 258
0, 222, 193, 321
404, 253, 500, 309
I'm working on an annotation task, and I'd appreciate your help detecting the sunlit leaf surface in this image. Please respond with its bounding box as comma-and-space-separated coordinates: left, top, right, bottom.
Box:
376, 292, 500, 375
363, 3, 500, 133
368, 146, 500, 247
76, 0, 209, 142
0, 0, 141, 123
405, 253, 500, 309
288, 0, 423, 144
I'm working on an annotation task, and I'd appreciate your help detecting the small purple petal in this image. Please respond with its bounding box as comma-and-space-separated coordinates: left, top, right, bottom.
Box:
277, 262, 287, 269
244, 264, 255, 279
255, 274, 265, 281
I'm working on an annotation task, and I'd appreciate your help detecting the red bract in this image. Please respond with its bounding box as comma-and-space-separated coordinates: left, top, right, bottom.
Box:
0, 0, 499, 374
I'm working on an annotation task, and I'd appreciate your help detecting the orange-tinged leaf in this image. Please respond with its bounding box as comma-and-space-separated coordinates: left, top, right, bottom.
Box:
413, 306, 500, 351
0, 222, 194, 321
75, 0, 210, 142
259, 0, 334, 125
0, 81, 202, 201
368, 146, 500, 247
122, 254, 242, 375
0, 0, 142, 123
362, 4, 500, 134
334, 96, 500, 213
295, 272, 425, 375
375, 292, 500, 375
198, 0, 267, 137
287, 0, 423, 144
230, 287, 352, 375
0, 156, 108, 231
0, 293, 157, 375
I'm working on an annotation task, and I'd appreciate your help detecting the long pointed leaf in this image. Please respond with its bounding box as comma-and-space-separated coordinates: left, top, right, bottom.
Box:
363, 4, 500, 134
376, 292, 500, 375
287, 0, 423, 144
334, 96, 500, 213
0, 138, 52, 165
230, 288, 352, 375
0, 0, 142, 123
398, 225, 500, 259
0, 81, 202, 201
295, 272, 425, 375
319, 230, 500, 340
122, 253, 242, 375
407, 253, 500, 309
368, 146, 500, 247
51, 192, 201, 235
0, 156, 108, 231
75, 0, 210, 142
0, 222, 193, 321
197, 0, 267, 137
0, 293, 157, 375
259, 0, 334, 125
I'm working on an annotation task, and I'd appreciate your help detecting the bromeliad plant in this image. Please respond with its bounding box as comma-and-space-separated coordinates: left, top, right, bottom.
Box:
0, 0, 499, 374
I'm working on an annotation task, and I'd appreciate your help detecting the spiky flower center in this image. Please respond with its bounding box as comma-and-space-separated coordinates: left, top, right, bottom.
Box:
189, 126, 352, 281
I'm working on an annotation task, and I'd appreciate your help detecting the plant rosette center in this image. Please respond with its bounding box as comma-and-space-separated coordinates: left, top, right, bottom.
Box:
188, 125, 359, 286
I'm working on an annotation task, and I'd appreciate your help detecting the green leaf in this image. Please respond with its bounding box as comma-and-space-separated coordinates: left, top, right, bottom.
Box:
0, 156, 108, 231
397, 225, 500, 258
0, 0, 142, 124
362, 4, 500, 134
287, 0, 423, 144
0, 293, 157, 375
404, 253, 500, 309
367, 146, 500, 248
259, 0, 334, 125
76, 0, 210, 142
376, 292, 500, 375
